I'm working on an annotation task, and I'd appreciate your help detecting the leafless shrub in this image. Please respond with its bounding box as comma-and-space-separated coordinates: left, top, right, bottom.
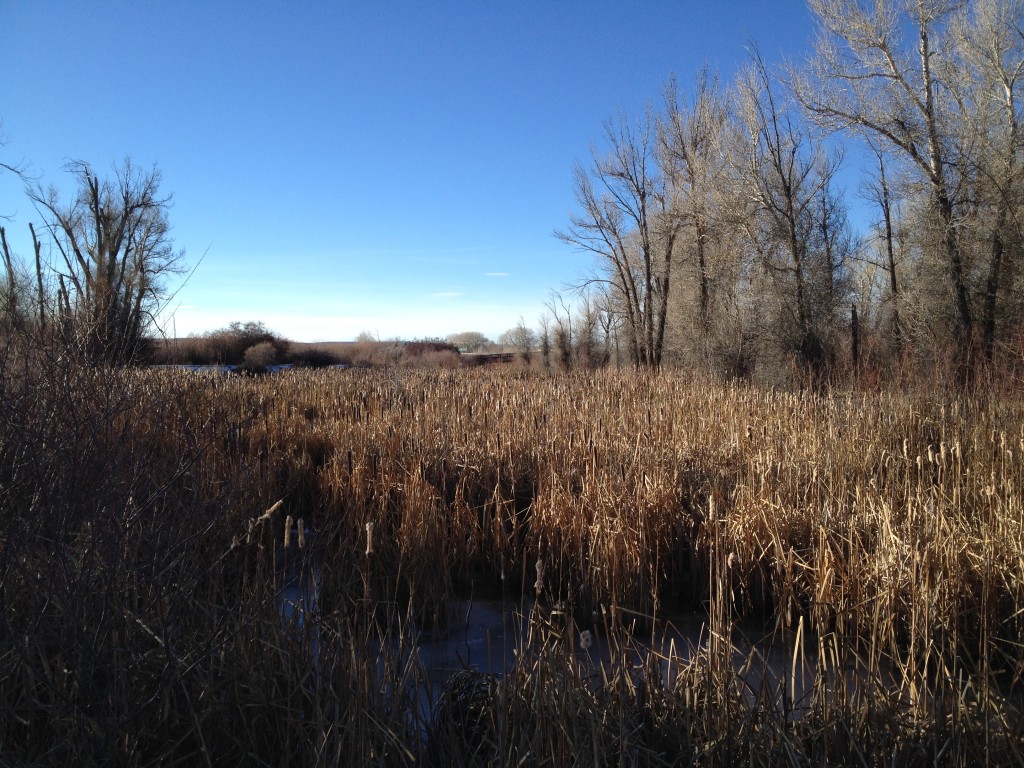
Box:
243, 340, 279, 369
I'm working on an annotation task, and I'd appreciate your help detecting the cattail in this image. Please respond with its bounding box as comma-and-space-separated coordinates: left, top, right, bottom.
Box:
579, 629, 593, 651
284, 515, 293, 548
260, 498, 284, 523
365, 522, 375, 556
534, 558, 544, 593
297, 518, 305, 549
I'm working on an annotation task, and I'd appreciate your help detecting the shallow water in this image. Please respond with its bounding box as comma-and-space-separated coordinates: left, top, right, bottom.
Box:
280, 574, 881, 719
410, 598, 521, 690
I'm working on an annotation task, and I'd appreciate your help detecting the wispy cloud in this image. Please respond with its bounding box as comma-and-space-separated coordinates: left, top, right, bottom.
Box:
485, 272, 510, 278
430, 291, 463, 299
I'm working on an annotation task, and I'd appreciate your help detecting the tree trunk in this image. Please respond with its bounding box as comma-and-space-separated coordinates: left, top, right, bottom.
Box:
851, 303, 860, 374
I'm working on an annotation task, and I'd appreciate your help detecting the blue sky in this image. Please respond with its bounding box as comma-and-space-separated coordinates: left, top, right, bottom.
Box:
1, 2, 818, 342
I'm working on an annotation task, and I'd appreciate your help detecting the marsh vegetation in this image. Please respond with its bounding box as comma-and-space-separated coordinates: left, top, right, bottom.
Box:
2, 360, 1022, 766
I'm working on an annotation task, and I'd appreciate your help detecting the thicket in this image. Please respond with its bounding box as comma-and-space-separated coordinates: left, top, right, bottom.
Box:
152, 333, 468, 371
152, 321, 291, 366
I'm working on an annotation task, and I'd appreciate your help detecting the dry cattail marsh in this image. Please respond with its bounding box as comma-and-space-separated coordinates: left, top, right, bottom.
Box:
1, 364, 1022, 765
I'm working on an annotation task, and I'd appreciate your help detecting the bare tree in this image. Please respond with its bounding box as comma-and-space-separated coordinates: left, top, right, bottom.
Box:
591, 287, 623, 367
27, 159, 182, 364
446, 331, 491, 352
660, 70, 730, 345
1, 142, 49, 334
859, 141, 909, 355
0, 226, 24, 331
498, 321, 536, 363
545, 291, 575, 370
738, 51, 850, 378
574, 288, 613, 369
556, 109, 681, 368
537, 311, 553, 370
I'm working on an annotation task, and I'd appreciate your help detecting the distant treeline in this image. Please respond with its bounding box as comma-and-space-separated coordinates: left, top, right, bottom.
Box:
151, 323, 470, 370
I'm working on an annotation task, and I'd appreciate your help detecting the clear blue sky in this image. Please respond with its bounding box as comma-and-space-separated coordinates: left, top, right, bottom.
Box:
1, 1, 818, 342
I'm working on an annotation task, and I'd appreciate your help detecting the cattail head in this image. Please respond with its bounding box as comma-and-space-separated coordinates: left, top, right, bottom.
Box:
534, 558, 544, 593
365, 522, 375, 556
579, 629, 593, 651
260, 499, 284, 523
284, 515, 293, 548
297, 518, 306, 549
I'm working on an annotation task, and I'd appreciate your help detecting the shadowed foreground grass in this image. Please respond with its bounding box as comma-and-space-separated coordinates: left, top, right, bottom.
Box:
1, 358, 1022, 765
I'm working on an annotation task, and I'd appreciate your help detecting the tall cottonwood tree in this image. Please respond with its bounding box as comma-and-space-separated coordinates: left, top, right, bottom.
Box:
557, 110, 681, 368
796, 0, 979, 375
660, 72, 763, 374
860, 141, 908, 355
28, 160, 181, 364
738, 52, 851, 377
946, 0, 1024, 361
660, 71, 730, 345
